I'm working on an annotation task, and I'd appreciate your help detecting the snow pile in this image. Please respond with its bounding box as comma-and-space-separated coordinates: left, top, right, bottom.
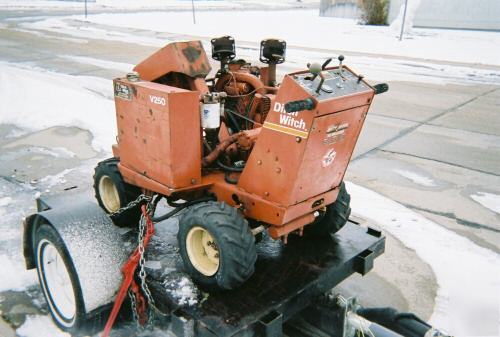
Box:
393, 169, 436, 187
390, 0, 422, 35
16, 315, 70, 337
163, 276, 199, 306
347, 181, 500, 336
0, 63, 116, 152
470, 192, 500, 215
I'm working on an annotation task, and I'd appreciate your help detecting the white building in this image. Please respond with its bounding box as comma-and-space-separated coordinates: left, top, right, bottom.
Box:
320, 0, 500, 31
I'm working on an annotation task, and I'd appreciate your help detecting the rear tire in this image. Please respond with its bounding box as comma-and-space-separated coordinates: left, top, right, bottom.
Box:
93, 158, 141, 227
178, 201, 257, 290
34, 224, 99, 334
305, 182, 351, 237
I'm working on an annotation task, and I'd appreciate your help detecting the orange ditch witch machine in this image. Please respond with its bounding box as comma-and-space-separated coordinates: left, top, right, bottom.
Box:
22, 37, 440, 337
94, 37, 387, 290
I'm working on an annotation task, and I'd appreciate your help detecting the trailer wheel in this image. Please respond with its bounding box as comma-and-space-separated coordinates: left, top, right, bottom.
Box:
93, 158, 141, 227
306, 182, 351, 237
34, 224, 92, 333
178, 201, 257, 290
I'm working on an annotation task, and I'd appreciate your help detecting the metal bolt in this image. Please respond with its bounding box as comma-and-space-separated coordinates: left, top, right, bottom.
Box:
191, 178, 197, 184
264, 192, 269, 196
257, 160, 262, 165
275, 168, 281, 173
296, 137, 301, 143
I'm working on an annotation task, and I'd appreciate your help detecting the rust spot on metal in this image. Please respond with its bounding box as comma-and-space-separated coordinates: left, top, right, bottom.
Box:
182, 45, 201, 63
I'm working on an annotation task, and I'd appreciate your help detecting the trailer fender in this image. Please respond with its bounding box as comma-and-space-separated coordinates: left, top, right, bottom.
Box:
23, 199, 130, 314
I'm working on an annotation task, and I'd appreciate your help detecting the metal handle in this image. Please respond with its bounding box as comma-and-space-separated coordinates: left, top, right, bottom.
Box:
284, 98, 316, 113
373, 83, 389, 95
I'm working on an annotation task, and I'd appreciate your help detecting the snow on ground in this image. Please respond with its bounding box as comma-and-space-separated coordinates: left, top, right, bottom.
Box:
393, 169, 436, 187
346, 181, 500, 336
19, 11, 500, 85
38, 168, 75, 188
0, 196, 12, 206
470, 192, 500, 215
0, 254, 38, 292
61, 55, 134, 73
19, 16, 171, 47
16, 315, 70, 337
0, 179, 39, 291
0, 62, 116, 152
163, 276, 199, 306
72, 9, 500, 66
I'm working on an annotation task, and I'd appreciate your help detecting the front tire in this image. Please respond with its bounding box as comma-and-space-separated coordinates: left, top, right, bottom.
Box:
178, 201, 257, 290
305, 182, 351, 237
93, 158, 141, 227
34, 224, 91, 333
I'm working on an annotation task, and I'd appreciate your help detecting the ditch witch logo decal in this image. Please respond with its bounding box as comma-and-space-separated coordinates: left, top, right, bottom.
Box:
263, 102, 309, 139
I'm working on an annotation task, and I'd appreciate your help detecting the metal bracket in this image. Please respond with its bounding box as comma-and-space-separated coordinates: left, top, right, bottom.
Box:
258, 310, 283, 337
354, 249, 375, 275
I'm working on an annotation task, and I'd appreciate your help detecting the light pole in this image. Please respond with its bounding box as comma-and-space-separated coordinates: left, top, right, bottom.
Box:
191, 0, 196, 24
399, 0, 409, 41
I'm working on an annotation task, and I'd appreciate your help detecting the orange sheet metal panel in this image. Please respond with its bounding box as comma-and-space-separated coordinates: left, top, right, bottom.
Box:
237, 76, 312, 206
113, 78, 201, 190
238, 71, 373, 207
203, 172, 339, 226
291, 105, 369, 202
134, 40, 211, 81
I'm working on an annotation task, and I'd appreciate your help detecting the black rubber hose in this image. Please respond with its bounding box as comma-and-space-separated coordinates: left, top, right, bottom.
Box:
225, 108, 259, 126
152, 196, 215, 222
217, 159, 244, 172
357, 307, 432, 337
224, 171, 239, 185
225, 109, 241, 132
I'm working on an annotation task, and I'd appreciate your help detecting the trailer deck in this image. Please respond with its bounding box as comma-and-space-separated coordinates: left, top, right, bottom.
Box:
27, 192, 385, 337
144, 211, 385, 336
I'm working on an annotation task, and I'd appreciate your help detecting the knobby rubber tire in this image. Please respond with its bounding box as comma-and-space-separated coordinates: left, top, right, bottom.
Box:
305, 182, 351, 237
93, 158, 141, 227
178, 201, 257, 290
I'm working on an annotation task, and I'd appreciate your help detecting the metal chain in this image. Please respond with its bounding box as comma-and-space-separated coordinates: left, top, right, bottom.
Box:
119, 194, 168, 328
127, 289, 140, 328
109, 194, 151, 218
137, 197, 157, 328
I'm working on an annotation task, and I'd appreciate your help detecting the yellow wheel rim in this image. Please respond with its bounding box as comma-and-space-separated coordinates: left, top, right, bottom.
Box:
98, 175, 120, 213
186, 226, 220, 276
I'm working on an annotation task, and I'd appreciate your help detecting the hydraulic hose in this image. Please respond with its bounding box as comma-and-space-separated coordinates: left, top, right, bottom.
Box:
151, 196, 215, 222
356, 307, 442, 337
216, 159, 244, 172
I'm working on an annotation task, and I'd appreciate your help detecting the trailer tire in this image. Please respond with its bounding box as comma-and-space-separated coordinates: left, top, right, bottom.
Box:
178, 201, 257, 290
305, 182, 351, 237
93, 158, 141, 227
34, 224, 100, 334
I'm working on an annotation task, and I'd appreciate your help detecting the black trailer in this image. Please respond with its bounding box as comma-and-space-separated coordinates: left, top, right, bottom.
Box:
23, 190, 441, 337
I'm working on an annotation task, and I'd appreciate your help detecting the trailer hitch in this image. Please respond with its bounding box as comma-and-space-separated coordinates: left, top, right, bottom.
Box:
333, 294, 451, 337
